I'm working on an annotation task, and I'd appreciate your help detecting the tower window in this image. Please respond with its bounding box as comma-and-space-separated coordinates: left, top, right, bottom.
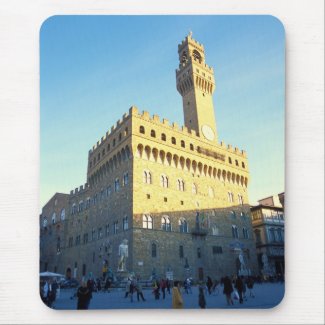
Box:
139, 126, 145, 134
171, 137, 176, 145
119, 133, 122, 141
150, 130, 156, 138
228, 157, 232, 164
113, 139, 116, 147
235, 160, 239, 166
181, 140, 185, 148
242, 162, 245, 169
192, 50, 202, 63
190, 144, 194, 151
161, 133, 166, 141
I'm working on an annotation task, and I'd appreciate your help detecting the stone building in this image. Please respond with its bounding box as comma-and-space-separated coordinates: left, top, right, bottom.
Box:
250, 194, 285, 276
40, 33, 259, 282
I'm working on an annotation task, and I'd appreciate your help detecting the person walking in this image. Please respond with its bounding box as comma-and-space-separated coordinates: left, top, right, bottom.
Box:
235, 276, 244, 304
223, 276, 234, 306
77, 281, 92, 310
166, 278, 171, 294
198, 286, 206, 309
160, 278, 167, 299
247, 277, 255, 298
172, 281, 183, 309
206, 276, 213, 295
124, 278, 131, 298
136, 282, 146, 302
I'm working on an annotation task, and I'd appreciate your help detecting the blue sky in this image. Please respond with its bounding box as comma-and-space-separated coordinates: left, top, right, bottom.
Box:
40, 15, 285, 207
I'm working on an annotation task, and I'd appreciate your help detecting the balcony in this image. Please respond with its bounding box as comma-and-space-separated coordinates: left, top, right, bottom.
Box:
191, 226, 208, 236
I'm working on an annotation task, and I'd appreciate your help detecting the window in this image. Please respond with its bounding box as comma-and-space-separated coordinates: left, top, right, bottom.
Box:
228, 191, 234, 203
86, 198, 91, 209
238, 194, 244, 205
113, 221, 118, 234
161, 216, 171, 231
230, 211, 236, 219
254, 229, 262, 243
51, 213, 56, 224
106, 186, 112, 197
242, 162, 245, 168
164, 197, 167, 202
151, 243, 157, 258
143, 215, 153, 229
160, 174, 168, 188
91, 228, 96, 241
235, 160, 239, 166
211, 225, 219, 236
100, 190, 105, 200
93, 194, 98, 205
243, 227, 249, 239
180, 200, 184, 205
277, 228, 283, 242
208, 187, 214, 198
123, 216, 128, 231
190, 143, 194, 151
232, 225, 239, 239
171, 137, 176, 145
228, 157, 232, 164
118, 133, 122, 141
113, 139, 116, 147
83, 233, 88, 244
197, 247, 201, 258
268, 228, 275, 242
124, 128, 128, 136
143, 170, 152, 184
56, 237, 61, 253
192, 183, 197, 194
179, 218, 188, 233
179, 245, 184, 258
212, 246, 223, 254
107, 143, 110, 152
114, 178, 120, 192
240, 212, 247, 221
177, 179, 185, 191
139, 126, 145, 134
98, 227, 103, 239
150, 130, 156, 138
102, 149, 105, 156
123, 172, 129, 186
60, 209, 65, 221
78, 201, 84, 212
105, 224, 109, 237
43, 218, 48, 228
161, 133, 166, 141
181, 140, 185, 148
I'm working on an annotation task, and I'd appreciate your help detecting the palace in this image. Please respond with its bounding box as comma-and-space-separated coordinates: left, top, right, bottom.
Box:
40, 33, 259, 282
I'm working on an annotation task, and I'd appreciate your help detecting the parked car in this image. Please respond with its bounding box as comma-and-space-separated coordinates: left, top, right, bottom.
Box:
60, 278, 79, 288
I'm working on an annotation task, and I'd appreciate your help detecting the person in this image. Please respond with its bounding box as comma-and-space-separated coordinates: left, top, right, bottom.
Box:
172, 281, 183, 309
242, 276, 247, 301
77, 281, 92, 309
186, 278, 192, 294
160, 278, 167, 299
135, 281, 146, 302
198, 286, 206, 309
129, 278, 135, 302
124, 278, 131, 298
47, 279, 56, 308
152, 280, 160, 300
40, 280, 49, 305
223, 276, 234, 306
206, 276, 213, 295
247, 277, 255, 298
212, 279, 219, 295
166, 278, 171, 294
104, 277, 111, 293
235, 276, 244, 304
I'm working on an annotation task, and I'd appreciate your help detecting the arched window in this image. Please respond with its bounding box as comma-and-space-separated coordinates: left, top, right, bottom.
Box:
139, 126, 145, 134
192, 183, 197, 194
161, 133, 166, 141
208, 187, 214, 198
123, 216, 128, 231
238, 194, 244, 205
160, 174, 168, 188
51, 213, 56, 225
123, 172, 129, 186
212, 225, 219, 236
143, 170, 152, 184
143, 215, 153, 229
242, 162, 245, 169
190, 143, 194, 151
177, 179, 185, 191
228, 191, 234, 203
161, 216, 171, 231
179, 218, 188, 233
124, 127, 128, 136
60, 209, 65, 221
114, 178, 120, 192
171, 137, 176, 145
118, 133, 122, 141
232, 225, 239, 239
181, 51, 187, 64
150, 130, 156, 138
151, 243, 157, 258
228, 157, 232, 164
181, 140, 185, 148
78, 201, 84, 213
230, 211, 236, 219
243, 227, 249, 239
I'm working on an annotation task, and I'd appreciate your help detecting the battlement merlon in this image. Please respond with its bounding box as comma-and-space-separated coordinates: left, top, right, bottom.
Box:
69, 183, 89, 197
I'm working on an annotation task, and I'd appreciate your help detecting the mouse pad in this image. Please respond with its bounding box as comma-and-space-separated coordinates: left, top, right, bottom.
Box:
39, 15, 285, 309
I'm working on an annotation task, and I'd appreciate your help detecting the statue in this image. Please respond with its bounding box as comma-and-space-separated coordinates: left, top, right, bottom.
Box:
117, 239, 128, 272
238, 253, 246, 274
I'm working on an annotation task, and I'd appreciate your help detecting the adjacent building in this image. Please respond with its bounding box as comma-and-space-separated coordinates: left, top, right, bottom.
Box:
40, 33, 259, 282
250, 193, 285, 276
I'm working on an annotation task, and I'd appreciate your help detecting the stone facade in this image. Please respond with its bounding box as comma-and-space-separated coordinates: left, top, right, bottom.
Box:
40, 33, 259, 282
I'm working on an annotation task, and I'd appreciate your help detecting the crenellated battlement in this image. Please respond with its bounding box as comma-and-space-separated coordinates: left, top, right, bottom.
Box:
69, 183, 89, 196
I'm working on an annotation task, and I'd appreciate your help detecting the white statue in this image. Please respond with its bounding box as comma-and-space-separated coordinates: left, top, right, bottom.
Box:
117, 239, 128, 272
239, 253, 246, 272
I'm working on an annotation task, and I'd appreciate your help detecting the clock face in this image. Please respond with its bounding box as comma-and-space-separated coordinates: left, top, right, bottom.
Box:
201, 124, 215, 141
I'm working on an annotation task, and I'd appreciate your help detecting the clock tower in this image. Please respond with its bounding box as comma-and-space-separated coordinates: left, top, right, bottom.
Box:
176, 32, 218, 142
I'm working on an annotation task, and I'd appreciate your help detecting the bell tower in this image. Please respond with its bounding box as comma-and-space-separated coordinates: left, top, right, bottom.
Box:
176, 32, 218, 142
